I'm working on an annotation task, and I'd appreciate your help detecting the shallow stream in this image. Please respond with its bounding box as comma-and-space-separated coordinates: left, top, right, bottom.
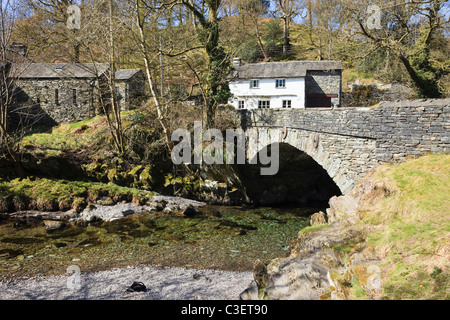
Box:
0, 204, 323, 280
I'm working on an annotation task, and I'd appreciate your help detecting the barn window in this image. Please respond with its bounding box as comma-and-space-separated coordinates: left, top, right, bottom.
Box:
55, 89, 59, 104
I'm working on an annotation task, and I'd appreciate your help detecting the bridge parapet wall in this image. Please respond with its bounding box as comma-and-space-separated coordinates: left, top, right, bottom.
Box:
239, 99, 450, 164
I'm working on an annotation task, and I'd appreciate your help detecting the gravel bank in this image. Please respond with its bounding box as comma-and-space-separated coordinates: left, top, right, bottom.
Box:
0, 264, 253, 300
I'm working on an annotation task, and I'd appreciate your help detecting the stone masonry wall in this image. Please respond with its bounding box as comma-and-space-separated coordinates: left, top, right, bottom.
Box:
116, 73, 145, 111
240, 99, 449, 162
16, 77, 107, 124
239, 99, 450, 193
305, 70, 342, 107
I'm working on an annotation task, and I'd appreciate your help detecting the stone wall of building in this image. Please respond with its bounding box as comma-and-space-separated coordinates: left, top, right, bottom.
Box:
15, 76, 107, 124
305, 70, 342, 107
116, 72, 145, 111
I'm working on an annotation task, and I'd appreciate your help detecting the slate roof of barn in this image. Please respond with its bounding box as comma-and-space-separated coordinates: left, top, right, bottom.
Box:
115, 69, 142, 81
11, 63, 110, 79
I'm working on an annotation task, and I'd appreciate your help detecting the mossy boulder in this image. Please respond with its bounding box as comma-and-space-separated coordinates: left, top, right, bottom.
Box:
82, 162, 154, 190
82, 163, 108, 182
137, 166, 152, 190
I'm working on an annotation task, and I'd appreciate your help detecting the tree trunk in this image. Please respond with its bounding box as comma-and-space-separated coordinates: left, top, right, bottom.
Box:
397, 52, 441, 98
282, 15, 290, 59
252, 16, 269, 61
107, 0, 124, 154
135, 0, 172, 150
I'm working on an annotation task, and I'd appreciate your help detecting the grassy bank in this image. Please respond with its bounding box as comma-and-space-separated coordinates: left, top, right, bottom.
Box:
20, 115, 110, 158
349, 154, 449, 299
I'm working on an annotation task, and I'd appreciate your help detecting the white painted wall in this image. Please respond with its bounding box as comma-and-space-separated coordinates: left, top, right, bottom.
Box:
228, 77, 305, 109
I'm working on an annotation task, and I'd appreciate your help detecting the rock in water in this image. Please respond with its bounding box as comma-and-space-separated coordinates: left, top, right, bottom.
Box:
240, 224, 365, 300
149, 199, 167, 211
44, 220, 65, 232
182, 204, 200, 217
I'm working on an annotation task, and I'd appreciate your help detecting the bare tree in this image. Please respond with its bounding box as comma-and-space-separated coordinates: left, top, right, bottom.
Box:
0, 0, 16, 151
274, 0, 303, 59
132, 0, 173, 150
239, 0, 271, 61
304, 0, 343, 60
20, 0, 83, 62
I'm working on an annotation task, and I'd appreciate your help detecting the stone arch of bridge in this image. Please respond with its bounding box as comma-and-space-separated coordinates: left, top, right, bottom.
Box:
246, 127, 355, 195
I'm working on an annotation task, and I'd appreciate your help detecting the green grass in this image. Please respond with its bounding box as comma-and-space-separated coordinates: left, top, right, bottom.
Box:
20, 111, 139, 157
297, 223, 330, 235
358, 154, 450, 300
21, 116, 107, 157
351, 277, 370, 299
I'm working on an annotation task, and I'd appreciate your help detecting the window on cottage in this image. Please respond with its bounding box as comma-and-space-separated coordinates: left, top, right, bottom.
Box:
250, 79, 259, 88
276, 79, 286, 88
238, 100, 245, 109
258, 100, 270, 109
55, 89, 59, 105
72, 89, 77, 104
282, 100, 292, 108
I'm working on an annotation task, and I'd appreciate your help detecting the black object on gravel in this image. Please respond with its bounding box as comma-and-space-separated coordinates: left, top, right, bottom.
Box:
126, 281, 147, 292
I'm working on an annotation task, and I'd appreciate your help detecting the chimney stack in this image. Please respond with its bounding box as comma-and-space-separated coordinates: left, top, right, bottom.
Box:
9, 43, 28, 58
232, 57, 241, 67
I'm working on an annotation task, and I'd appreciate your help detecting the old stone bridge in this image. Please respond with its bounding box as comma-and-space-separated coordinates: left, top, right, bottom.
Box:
238, 99, 450, 195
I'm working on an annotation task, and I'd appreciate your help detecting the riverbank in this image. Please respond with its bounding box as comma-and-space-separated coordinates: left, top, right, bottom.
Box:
241, 154, 450, 300
0, 264, 253, 300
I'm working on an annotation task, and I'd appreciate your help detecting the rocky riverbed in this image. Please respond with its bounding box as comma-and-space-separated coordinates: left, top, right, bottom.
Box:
0, 264, 253, 300
0, 194, 322, 287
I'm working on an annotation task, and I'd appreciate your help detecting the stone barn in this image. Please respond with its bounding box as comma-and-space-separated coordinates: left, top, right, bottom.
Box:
11, 63, 146, 125
11, 63, 110, 125
115, 69, 145, 111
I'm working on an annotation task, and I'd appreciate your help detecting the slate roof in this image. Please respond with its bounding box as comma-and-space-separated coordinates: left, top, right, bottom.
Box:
115, 69, 142, 80
229, 60, 342, 80
11, 63, 110, 79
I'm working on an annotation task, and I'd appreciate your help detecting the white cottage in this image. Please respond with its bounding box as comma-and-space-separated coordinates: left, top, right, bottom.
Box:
228, 59, 342, 109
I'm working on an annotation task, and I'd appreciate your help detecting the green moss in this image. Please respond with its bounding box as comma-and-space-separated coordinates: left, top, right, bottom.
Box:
332, 243, 355, 254
297, 223, 330, 235
351, 278, 370, 299
0, 178, 154, 213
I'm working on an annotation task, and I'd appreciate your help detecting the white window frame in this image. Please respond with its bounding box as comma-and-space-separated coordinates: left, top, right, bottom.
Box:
282, 100, 292, 108
250, 79, 260, 89
258, 100, 270, 109
238, 100, 245, 109
276, 79, 286, 88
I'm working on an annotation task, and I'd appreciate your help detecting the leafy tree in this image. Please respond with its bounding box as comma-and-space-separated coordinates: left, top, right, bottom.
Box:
178, 0, 233, 129
347, 0, 448, 98
262, 18, 283, 59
